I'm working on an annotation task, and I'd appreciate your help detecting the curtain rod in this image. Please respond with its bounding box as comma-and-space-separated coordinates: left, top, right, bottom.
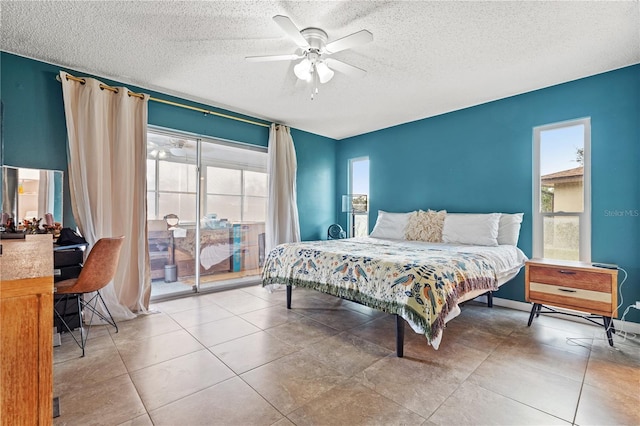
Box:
57, 72, 270, 128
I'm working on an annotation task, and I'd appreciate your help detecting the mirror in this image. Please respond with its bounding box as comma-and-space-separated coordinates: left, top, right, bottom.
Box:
1, 166, 64, 224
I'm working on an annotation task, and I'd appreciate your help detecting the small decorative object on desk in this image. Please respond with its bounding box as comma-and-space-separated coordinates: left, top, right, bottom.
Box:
23, 217, 45, 234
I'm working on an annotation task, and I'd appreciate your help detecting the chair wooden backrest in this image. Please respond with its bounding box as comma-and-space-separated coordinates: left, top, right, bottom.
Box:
67, 236, 124, 294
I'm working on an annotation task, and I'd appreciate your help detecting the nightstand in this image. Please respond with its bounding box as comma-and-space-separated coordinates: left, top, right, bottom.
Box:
525, 258, 618, 346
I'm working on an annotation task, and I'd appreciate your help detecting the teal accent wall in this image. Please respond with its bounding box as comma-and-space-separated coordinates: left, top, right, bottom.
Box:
337, 65, 640, 323
0, 52, 336, 240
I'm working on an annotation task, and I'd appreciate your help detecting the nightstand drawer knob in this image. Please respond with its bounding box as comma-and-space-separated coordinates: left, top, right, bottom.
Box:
557, 288, 577, 293
558, 270, 576, 275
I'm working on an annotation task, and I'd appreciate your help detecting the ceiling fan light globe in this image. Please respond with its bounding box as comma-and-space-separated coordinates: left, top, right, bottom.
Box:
294, 59, 313, 81
170, 147, 186, 157
316, 62, 335, 84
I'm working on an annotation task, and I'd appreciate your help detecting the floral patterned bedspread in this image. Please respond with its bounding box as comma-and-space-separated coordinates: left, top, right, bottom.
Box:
262, 238, 499, 347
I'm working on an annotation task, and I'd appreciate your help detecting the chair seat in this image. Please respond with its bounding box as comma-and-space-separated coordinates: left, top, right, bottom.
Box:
55, 278, 80, 294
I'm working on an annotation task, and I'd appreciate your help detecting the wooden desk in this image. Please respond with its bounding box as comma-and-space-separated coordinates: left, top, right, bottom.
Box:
0, 234, 54, 425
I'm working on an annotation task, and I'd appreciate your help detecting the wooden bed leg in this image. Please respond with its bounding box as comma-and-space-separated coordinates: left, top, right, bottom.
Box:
487, 291, 493, 308
286, 285, 292, 309
395, 315, 404, 358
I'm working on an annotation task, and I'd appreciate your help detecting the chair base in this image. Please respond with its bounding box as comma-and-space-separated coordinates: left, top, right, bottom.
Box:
54, 290, 118, 357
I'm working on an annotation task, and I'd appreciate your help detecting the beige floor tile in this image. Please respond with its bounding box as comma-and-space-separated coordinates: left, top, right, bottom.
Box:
168, 303, 234, 328
455, 305, 525, 336
110, 312, 181, 342
488, 337, 590, 381
116, 329, 206, 372
468, 357, 582, 422
584, 356, 640, 397
54, 332, 116, 364
588, 335, 640, 368
509, 322, 594, 356
186, 315, 261, 347
265, 316, 340, 348
301, 332, 392, 376
288, 381, 425, 425
130, 349, 235, 411
428, 381, 568, 425
297, 306, 375, 331
240, 305, 303, 330
242, 284, 289, 302
210, 331, 299, 374
150, 377, 283, 425
271, 417, 296, 426
240, 351, 346, 414
403, 335, 489, 376
54, 374, 146, 426
47, 285, 638, 426
117, 413, 154, 426
54, 340, 127, 396
347, 314, 398, 351
150, 293, 218, 314
528, 313, 600, 336
206, 289, 278, 314
439, 319, 507, 353
574, 382, 640, 426
359, 355, 468, 419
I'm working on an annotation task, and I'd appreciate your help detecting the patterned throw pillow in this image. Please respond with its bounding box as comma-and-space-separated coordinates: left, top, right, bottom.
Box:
405, 209, 447, 242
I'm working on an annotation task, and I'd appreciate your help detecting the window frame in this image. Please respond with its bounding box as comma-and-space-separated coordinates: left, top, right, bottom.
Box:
532, 117, 591, 262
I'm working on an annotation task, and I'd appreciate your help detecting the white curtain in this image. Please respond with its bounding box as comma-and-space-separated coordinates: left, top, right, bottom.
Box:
266, 124, 301, 253
37, 170, 55, 219
60, 71, 150, 320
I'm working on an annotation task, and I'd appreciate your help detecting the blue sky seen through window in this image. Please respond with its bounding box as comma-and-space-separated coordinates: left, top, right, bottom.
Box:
540, 124, 584, 175
351, 159, 370, 195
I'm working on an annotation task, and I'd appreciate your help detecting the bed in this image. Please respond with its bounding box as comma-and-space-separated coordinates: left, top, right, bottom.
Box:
262, 234, 527, 355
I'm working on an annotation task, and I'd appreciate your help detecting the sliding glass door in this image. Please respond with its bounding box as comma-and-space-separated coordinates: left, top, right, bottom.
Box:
147, 128, 268, 299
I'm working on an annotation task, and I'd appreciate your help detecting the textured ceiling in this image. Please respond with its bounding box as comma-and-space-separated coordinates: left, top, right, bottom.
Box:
2, 1, 639, 140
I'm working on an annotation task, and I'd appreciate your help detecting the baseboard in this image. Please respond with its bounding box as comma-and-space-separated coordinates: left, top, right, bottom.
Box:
473, 295, 640, 334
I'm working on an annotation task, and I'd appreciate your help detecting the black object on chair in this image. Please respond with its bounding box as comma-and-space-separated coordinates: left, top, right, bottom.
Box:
327, 224, 346, 240
54, 236, 124, 357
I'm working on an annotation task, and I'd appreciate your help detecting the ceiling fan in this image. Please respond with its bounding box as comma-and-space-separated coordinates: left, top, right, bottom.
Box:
246, 15, 373, 98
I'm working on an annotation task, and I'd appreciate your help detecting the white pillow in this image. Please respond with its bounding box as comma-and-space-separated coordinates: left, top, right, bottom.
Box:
497, 213, 524, 246
442, 213, 501, 246
370, 210, 415, 240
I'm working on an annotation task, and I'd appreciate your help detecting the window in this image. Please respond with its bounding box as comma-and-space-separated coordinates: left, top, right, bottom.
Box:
349, 157, 370, 237
533, 118, 590, 261
146, 128, 268, 297
146, 130, 267, 223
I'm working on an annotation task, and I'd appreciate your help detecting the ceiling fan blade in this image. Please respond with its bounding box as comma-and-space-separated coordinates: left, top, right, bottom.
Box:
325, 30, 373, 54
273, 15, 309, 48
325, 58, 367, 78
245, 53, 303, 62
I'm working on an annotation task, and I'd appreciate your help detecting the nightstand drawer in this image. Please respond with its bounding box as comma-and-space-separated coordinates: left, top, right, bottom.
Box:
528, 265, 611, 292
529, 281, 611, 305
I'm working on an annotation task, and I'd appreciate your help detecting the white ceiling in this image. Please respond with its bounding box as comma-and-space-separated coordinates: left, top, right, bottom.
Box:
2, 1, 639, 140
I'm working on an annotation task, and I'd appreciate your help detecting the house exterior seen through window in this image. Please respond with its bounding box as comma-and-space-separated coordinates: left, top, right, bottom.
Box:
533, 119, 591, 262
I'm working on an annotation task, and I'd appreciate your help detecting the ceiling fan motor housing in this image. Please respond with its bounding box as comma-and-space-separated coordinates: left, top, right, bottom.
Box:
301, 28, 328, 53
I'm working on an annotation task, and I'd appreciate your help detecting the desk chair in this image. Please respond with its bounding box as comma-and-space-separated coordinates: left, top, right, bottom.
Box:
54, 236, 124, 356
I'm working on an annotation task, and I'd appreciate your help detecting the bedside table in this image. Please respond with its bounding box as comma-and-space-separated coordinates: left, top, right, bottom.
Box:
525, 258, 618, 346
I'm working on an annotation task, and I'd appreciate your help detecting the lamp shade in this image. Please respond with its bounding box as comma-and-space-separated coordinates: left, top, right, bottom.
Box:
294, 58, 313, 81
316, 61, 334, 84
